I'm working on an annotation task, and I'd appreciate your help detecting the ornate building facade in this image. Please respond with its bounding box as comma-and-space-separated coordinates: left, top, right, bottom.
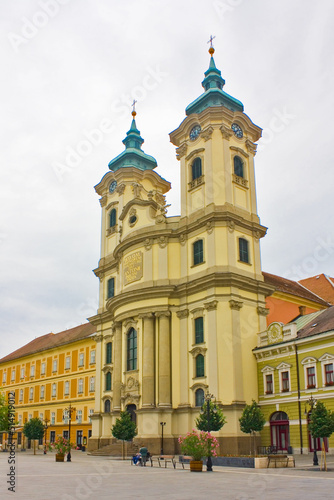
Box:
88, 45, 273, 454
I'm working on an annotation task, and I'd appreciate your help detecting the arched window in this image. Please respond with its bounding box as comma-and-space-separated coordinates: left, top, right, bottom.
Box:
195, 388, 205, 407
109, 208, 117, 228
105, 372, 111, 391
104, 399, 111, 413
195, 317, 204, 344
196, 354, 205, 378
193, 239, 204, 265
192, 158, 202, 180
127, 328, 137, 371
234, 156, 244, 178
239, 238, 249, 263
106, 342, 112, 364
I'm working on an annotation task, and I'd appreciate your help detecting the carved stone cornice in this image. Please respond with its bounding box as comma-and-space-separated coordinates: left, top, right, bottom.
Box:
116, 183, 126, 195
185, 148, 205, 162
123, 318, 137, 330
220, 124, 233, 140
106, 201, 119, 211
138, 312, 154, 320
253, 229, 261, 240
176, 142, 188, 160
102, 365, 113, 373
104, 334, 113, 341
229, 300, 243, 311
204, 300, 218, 311
176, 309, 189, 319
112, 322, 122, 334
155, 310, 171, 318
245, 139, 257, 155
257, 306, 270, 316
190, 307, 204, 316
119, 198, 158, 221
93, 334, 103, 343
189, 346, 207, 357
201, 126, 214, 142
230, 146, 249, 158
99, 196, 107, 207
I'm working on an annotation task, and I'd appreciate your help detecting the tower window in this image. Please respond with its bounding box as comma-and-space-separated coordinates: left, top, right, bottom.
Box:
109, 208, 117, 228
106, 342, 112, 364
193, 240, 204, 266
239, 238, 249, 263
234, 156, 244, 178
104, 399, 111, 413
195, 388, 205, 407
196, 354, 205, 378
192, 158, 202, 180
107, 278, 115, 299
195, 317, 204, 344
127, 328, 137, 371
105, 372, 111, 391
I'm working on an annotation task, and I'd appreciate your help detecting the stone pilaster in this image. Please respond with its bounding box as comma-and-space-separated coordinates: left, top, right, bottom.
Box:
229, 300, 244, 403
176, 309, 189, 407
140, 313, 155, 407
157, 311, 171, 407
112, 321, 122, 410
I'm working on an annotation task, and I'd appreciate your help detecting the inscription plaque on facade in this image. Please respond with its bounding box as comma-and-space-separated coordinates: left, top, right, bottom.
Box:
123, 251, 143, 285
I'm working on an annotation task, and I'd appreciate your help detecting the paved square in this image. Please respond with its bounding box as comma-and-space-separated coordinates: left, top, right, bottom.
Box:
1, 451, 334, 499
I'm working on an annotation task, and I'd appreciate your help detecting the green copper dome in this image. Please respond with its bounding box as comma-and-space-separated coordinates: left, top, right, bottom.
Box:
185, 52, 244, 116
108, 115, 157, 172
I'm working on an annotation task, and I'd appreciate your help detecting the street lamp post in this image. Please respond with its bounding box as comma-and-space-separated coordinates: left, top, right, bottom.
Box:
63, 403, 76, 462
43, 418, 49, 454
160, 422, 166, 455
305, 395, 319, 466
203, 391, 217, 472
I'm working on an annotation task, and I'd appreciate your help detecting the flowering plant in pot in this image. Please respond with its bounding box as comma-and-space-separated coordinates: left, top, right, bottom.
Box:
178, 430, 219, 471
48, 436, 73, 455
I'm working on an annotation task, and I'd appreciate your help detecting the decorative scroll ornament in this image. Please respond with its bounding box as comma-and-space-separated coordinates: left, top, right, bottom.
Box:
116, 183, 126, 195
229, 300, 243, 310
144, 238, 153, 250
179, 234, 187, 246
220, 125, 233, 140
257, 306, 270, 316
245, 139, 257, 154
206, 221, 213, 234
227, 220, 235, 233
201, 126, 214, 142
176, 142, 188, 160
176, 309, 189, 318
158, 236, 168, 248
204, 300, 218, 311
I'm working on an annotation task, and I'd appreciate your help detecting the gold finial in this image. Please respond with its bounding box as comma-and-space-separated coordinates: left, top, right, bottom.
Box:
131, 99, 137, 118
208, 34, 216, 55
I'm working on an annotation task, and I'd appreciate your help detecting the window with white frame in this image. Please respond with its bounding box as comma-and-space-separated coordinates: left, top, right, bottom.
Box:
90, 350, 96, 364
65, 356, 71, 370
301, 357, 318, 390
18, 414, 22, 425
64, 381, 70, 396
77, 410, 82, 423
41, 362, 46, 375
19, 389, 23, 401
51, 412, 55, 425
52, 383, 56, 397
11, 369, 15, 381
281, 371, 290, 392
89, 409, 94, 422
40, 385, 45, 399
89, 376, 95, 392
79, 353, 84, 367
78, 378, 84, 394
20, 367, 25, 379
319, 353, 334, 387
29, 387, 34, 400
325, 363, 334, 386
63, 410, 68, 424
52, 359, 57, 373
28, 414, 32, 420
39, 413, 43, 421
30, 365, 35, 377
261, 366, 275, 395
277, 362, 291, 393
2, 371, 6, 383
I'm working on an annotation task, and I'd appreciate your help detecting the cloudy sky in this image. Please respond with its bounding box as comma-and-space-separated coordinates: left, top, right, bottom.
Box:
1, 0, 334, 358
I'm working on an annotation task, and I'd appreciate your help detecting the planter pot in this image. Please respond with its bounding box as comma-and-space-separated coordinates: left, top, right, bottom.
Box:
190, 460, 203, 472
55, 453, 65, 462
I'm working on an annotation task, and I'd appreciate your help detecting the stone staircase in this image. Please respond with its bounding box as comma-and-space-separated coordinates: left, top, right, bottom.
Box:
89, 441, 139, 457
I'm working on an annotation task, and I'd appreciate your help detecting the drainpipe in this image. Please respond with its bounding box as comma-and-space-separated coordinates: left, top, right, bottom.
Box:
295, 343, 303, 454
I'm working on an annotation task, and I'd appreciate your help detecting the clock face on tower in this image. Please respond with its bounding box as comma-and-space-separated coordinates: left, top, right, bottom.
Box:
189, 125, 201, 141
231, 123, 243, 139
109, 180, 117, 194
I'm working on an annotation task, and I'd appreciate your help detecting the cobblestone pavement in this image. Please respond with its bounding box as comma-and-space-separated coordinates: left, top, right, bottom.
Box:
1, 450, 334, 500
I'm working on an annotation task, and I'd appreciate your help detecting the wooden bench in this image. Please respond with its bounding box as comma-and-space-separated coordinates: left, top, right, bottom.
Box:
179, 455, 192, 469
150, 455, 176, 468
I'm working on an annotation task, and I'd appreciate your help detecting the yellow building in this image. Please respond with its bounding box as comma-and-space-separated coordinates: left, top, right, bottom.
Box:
254, 307, 334, 454
0, 323, 96, 449
88, 45, 273, 454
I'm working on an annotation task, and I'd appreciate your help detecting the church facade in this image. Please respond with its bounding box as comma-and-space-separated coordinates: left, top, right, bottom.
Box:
88, 45, 273, 454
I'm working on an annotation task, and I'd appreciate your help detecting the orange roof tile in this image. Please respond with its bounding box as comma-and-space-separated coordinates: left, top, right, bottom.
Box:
299, 274, 334, 305
0, 323, 96, 363
263, 272, 330, 306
